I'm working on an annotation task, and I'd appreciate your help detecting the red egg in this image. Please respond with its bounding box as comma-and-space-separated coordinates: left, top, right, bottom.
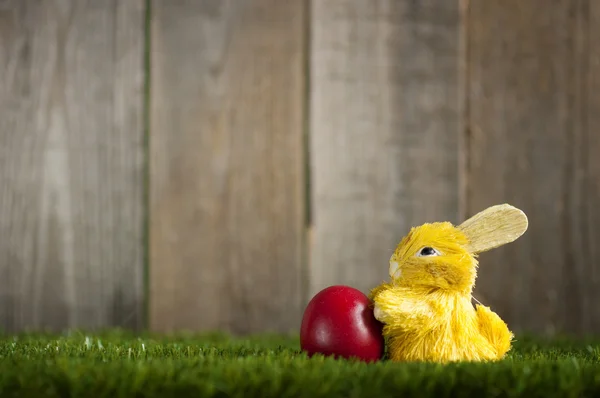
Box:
300, 285, 384, 362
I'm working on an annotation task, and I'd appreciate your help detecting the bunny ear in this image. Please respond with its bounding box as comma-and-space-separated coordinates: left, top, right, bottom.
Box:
457, 204, 528, 254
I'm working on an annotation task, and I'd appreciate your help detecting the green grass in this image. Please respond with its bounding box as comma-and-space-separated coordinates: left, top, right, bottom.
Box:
2, 331, 600, 397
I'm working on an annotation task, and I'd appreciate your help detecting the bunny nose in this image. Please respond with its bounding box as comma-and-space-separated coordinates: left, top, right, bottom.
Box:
389, 261, 401, 279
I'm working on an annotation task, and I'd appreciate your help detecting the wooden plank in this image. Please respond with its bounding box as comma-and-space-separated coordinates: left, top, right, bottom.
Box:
309, 1, 462, 297
467, 0, 600, 335
0, 0, 146, 331
149, 0, 306, 334
589, 0, 600, 335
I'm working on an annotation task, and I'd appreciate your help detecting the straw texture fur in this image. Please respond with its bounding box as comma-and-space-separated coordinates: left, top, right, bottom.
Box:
370, 204, 528, 363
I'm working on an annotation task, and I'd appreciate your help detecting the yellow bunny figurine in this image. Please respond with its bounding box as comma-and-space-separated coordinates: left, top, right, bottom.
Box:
370, 204, 528, 363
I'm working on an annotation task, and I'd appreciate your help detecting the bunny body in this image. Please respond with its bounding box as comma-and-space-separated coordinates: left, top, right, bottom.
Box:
371, 205, 528, 363
371, 283, 511, 362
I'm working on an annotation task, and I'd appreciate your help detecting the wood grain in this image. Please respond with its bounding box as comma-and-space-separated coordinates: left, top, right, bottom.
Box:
149, 0, 306, 334
467, 0, 600, 335
588, 0, 600, 335
309, 0, 463, 297
0, 0, 146, 331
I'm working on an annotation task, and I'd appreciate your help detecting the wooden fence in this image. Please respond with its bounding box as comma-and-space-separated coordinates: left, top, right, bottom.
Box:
1, 0, 599, 337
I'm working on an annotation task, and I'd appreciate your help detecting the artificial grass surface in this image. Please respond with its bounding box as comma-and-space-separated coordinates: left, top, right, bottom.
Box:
1, 331, 600, 397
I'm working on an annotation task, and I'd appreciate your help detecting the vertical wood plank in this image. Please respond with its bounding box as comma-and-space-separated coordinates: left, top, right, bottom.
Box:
588, 0, 600, 334
0, 0, 146, 331
149, 0, 306, 334
467, 0, 600, 335
309, 1, 462, 297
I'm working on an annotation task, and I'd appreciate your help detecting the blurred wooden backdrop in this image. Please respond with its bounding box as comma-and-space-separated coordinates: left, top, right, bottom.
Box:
0, 0, 599, 336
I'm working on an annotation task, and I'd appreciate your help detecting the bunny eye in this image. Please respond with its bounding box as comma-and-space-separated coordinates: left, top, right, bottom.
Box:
416, 247, 440, 257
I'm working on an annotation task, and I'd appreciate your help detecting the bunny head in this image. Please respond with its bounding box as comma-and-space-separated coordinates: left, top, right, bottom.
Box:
388, 204, 528, 294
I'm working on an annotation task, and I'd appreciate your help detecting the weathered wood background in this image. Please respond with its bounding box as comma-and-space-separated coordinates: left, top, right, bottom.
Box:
0, 0, 146, 331
1, 0, 598, 336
